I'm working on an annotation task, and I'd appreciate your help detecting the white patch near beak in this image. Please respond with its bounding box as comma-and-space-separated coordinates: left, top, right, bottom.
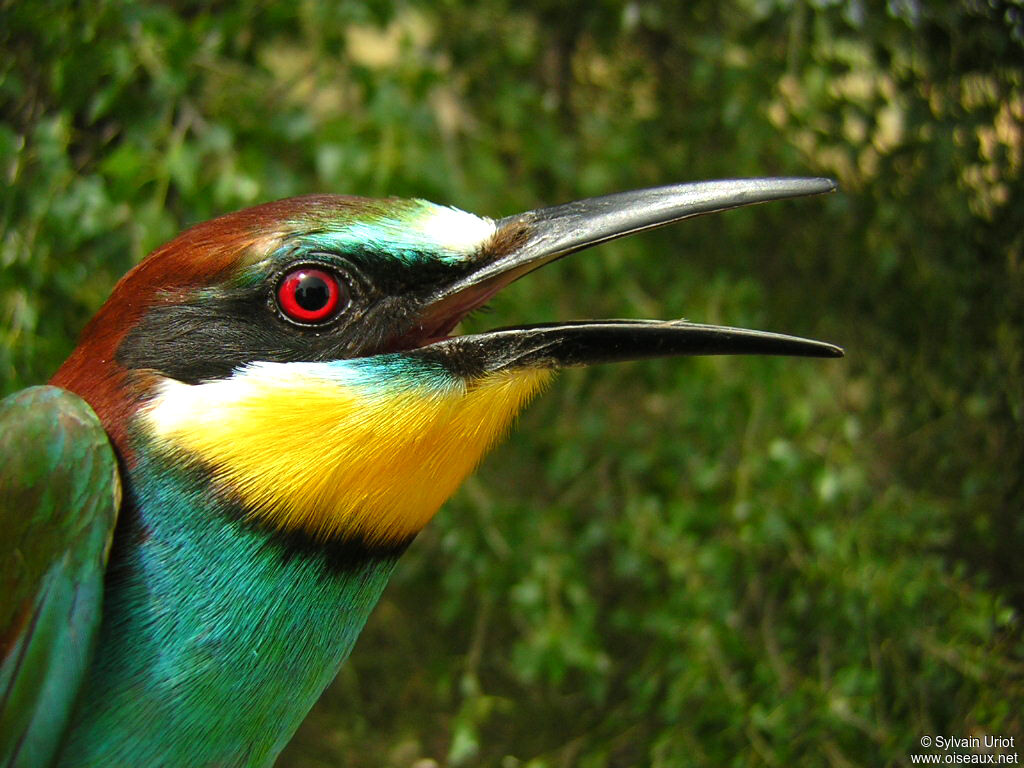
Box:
412, 203, 496, 259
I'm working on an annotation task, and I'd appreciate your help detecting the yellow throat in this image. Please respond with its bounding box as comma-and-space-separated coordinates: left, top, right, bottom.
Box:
141, 358, 550, 545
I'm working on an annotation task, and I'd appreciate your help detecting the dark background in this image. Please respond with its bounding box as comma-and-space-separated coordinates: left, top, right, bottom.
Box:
2, 1, 1022, 765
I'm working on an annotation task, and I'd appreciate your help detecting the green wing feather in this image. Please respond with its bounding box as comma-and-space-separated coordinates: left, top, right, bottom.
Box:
0, 386, 120, 768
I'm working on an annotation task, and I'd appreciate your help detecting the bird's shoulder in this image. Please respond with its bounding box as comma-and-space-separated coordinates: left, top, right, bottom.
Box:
0, 385, 121, 768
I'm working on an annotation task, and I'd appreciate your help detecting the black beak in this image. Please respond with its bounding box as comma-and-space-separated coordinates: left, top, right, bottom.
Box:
414, 178, 843, 373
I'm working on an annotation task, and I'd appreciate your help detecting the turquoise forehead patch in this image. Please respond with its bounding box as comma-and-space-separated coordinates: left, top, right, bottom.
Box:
220, 198, 497, 291
297, 199, 496, 265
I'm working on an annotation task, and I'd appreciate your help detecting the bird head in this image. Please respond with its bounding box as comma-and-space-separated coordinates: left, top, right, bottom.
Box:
52, 179, 841, 550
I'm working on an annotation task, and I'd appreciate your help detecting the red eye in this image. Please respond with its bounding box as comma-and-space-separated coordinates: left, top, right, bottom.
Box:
277, 268, 343, 323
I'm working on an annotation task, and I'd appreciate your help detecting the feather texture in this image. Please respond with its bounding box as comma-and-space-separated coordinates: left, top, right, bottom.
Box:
0, 387, 120, 768
57, 442, 397, 767
141, 355, 550, 544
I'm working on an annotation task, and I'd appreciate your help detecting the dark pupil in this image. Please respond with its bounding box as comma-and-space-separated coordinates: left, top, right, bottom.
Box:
294, 274, 329, 311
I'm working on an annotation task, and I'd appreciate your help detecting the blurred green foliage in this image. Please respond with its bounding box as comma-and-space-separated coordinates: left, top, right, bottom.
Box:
2, 0, 1023, 765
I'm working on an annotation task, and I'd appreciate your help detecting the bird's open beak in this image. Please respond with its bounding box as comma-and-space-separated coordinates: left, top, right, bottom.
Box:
411, 178, 843, 373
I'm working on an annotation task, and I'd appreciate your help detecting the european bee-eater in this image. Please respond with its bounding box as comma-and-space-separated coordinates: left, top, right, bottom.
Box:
0, 178, 841, 767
